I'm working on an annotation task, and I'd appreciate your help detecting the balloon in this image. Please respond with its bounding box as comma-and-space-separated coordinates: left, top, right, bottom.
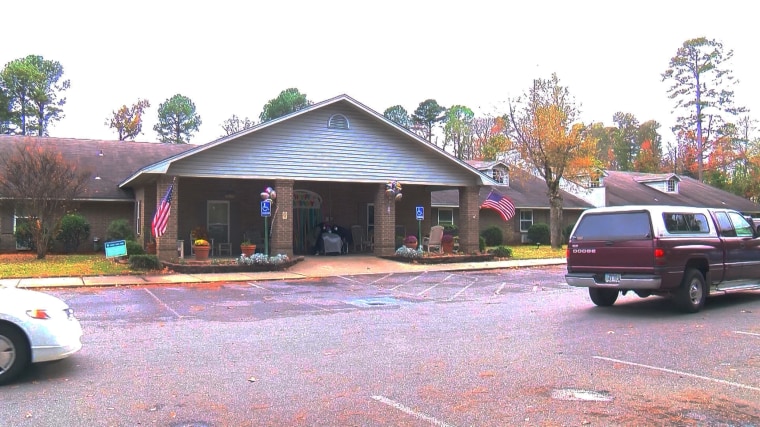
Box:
265, 186, 274, 193
386, 189, 394, 195
395, 193, 403, 201
260, 192, 269, 200
269, 190, 276, 199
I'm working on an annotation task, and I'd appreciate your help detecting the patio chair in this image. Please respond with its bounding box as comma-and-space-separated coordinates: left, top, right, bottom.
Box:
350, 225, 373, 252
422, 225, 444, 253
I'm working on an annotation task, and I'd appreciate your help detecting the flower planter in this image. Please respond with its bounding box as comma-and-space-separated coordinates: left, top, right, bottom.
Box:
194, 245, 210, 261
241, 244, 257, 257
147, 242, 157, 254
442, 241, 454, 254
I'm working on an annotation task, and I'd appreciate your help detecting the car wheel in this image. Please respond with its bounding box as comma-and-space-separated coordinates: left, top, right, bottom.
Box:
675, 268, 706, 313
589, 288, 619, 307
0, 324, 30, 386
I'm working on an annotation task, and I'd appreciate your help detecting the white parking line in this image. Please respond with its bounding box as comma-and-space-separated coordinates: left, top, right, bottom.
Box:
389, 273, 423, 291
371, 395, 455, 427
143, 288, 183, 319
735, 331, 760, 337
449, 280, 476, 301
594, 356, 760, 392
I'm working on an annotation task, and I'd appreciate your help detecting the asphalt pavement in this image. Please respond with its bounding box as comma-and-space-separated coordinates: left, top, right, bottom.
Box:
0, 255, 567, 289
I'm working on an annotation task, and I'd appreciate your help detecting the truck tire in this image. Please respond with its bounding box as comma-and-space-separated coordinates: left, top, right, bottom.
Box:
589, 288, 619, 307
675, 268, 706, 313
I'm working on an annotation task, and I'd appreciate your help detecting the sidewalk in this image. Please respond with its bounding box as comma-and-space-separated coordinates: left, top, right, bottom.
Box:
0, 256, 567, 289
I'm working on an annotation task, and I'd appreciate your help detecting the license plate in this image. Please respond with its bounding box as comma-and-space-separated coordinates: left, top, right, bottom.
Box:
604, 273, 621, 284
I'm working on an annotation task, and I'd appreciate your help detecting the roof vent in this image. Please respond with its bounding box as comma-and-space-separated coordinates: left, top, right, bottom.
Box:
328, 114, 349, 129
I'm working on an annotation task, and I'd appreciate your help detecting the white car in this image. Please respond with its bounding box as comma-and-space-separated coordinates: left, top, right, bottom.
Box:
0, 284, 83, 385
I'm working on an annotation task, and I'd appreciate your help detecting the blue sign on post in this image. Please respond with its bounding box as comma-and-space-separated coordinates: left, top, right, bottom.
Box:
416, 206, 424, 220
261, 199, 271, 217
104, 240, 127, 258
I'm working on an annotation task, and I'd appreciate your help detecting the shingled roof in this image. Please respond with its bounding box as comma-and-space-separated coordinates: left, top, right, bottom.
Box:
432, 170, 593, 209
604, 170, 760, 214
0, 136, 194, 201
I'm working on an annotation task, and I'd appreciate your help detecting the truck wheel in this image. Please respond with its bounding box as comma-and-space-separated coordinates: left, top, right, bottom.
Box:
589, 288, 618, 307
675, 268, 706, 313
0, 324, 30, 386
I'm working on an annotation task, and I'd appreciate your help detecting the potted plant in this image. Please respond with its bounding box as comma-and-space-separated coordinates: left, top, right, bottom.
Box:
194, 238, 210, 260
240, 239, 256, 257
146, 239, 157, 254
442, 234, 455, 254
403, 235, 418, 249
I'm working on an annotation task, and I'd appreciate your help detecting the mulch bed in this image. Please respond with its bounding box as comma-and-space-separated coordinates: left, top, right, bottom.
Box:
380, 253, 495, 264
162, 256, 303, 274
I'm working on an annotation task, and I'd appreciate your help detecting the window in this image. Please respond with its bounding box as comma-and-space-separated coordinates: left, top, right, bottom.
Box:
13, 214, 32, 250
491, 168, 509, 185
728, 211, 753, 237
328, 114, 349, 129
574, 211, 652, 240
519, 210, 533, 232
438, 209, 454, 225
663, 212, 709, 233
667, 178, 677, 192
135, 200, 141, 237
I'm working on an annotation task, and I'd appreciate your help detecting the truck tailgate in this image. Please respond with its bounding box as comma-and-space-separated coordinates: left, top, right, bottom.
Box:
568, 238, 654, 273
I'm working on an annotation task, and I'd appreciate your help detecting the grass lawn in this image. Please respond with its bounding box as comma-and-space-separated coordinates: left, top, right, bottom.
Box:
0, 253, 135, 279
0, 245, 566, 279
507, 244, 566, 260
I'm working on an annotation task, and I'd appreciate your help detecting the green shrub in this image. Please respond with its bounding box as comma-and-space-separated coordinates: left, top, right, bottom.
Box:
129, 254, 161, 270
527, 223, 550, 245
106, 219, 134, 242
125, 239, 146, 255
563, 223, 575, 244
491, 246, 513, 258
480, 226, 503, 246
479, 235, 486, 252
56, 213, 90, 253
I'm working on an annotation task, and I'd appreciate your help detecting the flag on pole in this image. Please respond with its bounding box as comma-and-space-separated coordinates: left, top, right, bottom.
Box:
151, 183, 174, 238
481, 189, 516, 222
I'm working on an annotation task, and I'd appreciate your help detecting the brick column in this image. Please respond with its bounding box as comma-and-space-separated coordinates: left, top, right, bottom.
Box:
373, 184, 396, 256
155, 176, 179, 262
458, 186, 480, 254
271, 179, 294, 257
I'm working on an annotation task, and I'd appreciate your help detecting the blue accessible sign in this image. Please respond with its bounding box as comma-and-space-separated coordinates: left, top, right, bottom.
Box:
416, 206, 424, 220
261, 199, 272, 217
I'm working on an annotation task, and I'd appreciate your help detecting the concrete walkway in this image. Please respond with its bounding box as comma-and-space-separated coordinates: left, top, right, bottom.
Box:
0, 256, 567, 289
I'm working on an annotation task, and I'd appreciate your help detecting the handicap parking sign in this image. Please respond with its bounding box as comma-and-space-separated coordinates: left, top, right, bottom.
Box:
261, 199, 271, 217
416, 206, 424, 220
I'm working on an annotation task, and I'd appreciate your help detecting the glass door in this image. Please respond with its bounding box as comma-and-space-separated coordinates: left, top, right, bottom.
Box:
207, 201, 229, 245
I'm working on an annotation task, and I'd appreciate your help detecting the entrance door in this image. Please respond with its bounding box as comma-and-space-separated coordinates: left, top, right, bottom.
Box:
207, 201, 229, 246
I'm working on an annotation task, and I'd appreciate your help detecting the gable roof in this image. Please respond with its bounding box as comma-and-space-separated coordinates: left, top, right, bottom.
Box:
604, 170, 760, 213
120, 94, 498, 188
0, 135, 193, 201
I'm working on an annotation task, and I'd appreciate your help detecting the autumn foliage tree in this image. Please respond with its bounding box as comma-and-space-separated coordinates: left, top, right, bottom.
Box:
221, 114, 254, 136
508, 73, 598, 248
106, 99, 150, 140
0, 142, 90, 259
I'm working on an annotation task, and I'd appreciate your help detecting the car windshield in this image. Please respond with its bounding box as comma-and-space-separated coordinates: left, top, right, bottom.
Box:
573, 211, 652, 240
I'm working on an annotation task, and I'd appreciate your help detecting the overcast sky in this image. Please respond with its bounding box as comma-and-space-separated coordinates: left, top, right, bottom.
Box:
3, 0, 757, 149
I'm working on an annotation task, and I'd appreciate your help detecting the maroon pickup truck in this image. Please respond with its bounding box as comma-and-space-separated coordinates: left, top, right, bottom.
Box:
565, 205, 760, 313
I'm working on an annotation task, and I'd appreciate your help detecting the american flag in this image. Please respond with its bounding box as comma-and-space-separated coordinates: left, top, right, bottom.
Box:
151, 183, 174, 238
481, 189, 515, 222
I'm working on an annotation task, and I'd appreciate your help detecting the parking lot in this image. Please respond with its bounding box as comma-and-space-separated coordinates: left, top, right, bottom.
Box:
3, 265, 760, 426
